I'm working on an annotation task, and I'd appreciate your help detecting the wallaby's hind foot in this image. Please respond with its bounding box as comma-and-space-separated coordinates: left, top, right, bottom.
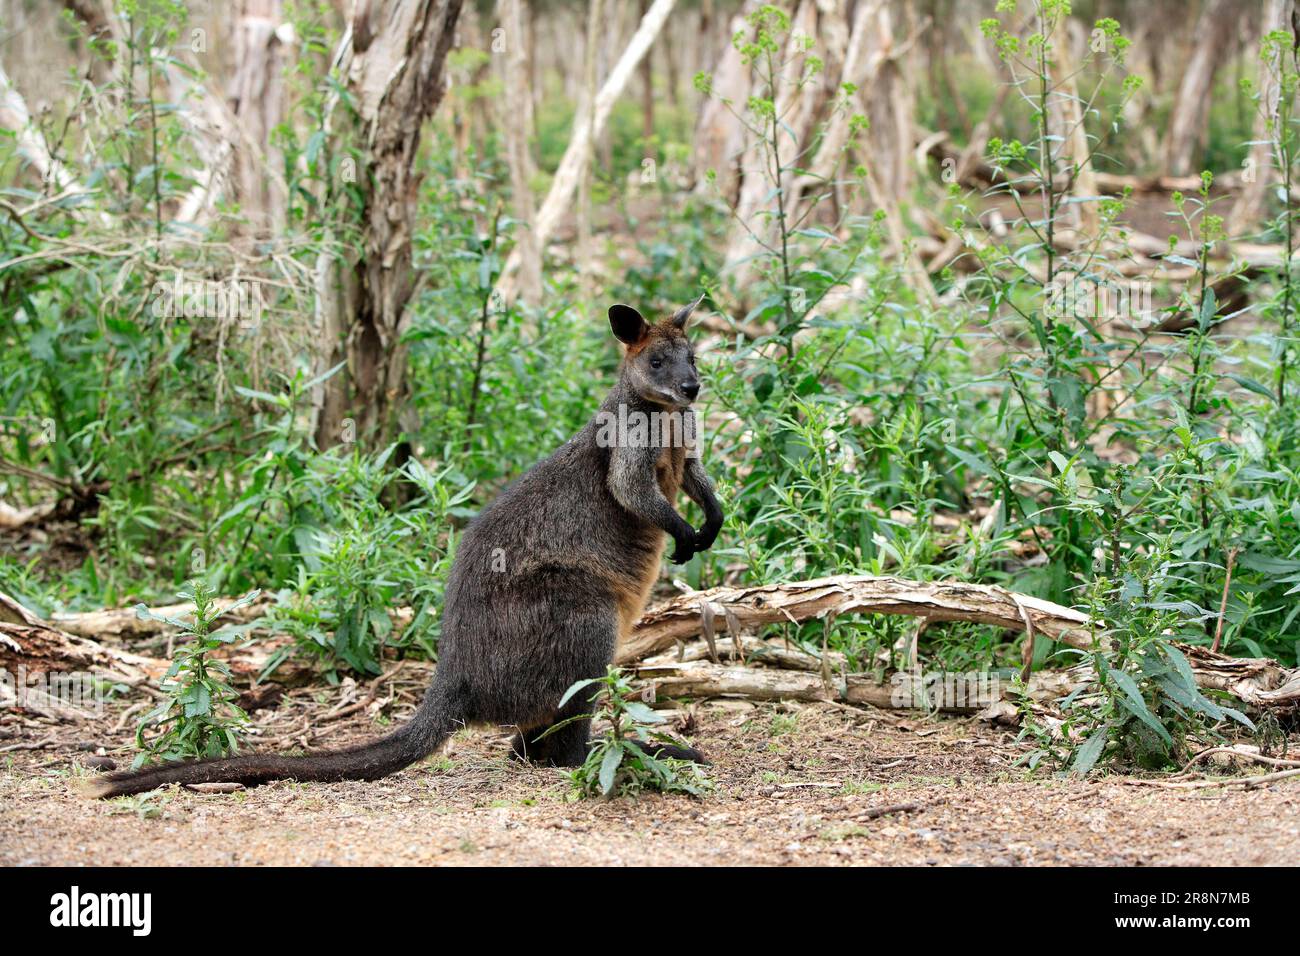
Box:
510, 718, 591, 768
630, 739, 709, 764
509, 727, 707, 768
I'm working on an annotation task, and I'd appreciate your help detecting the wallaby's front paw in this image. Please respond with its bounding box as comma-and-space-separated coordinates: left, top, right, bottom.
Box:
670, 535, 696, 564
695, 519, 722, 552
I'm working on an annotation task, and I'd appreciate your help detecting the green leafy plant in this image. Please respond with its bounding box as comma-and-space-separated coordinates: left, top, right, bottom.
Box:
131, 581, 260, 767
261, 450, 475, 679
551, 668, 710, 800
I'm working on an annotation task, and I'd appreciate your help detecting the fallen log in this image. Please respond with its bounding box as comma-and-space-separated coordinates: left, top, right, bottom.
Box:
653, 632, 850, 672
636, 643, 1297, 717
618, 575, 1299, 712
0, 593, 309, 704
919, 132, 1249, 196
0, 593, 164, 683
54, 593, 276, 642
616, 574, 1099, 663
632, 657, 1088, 714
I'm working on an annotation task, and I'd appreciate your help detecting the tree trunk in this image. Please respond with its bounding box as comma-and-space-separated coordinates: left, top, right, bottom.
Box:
721, 0, 819, 291
0, 60, 88, 198
226, 0, 289, 240
314, 0, 464, 451
691, 0, 759, 198
1164, 0, 1239, 176
794, 0, 886, 210
640, 0, 655, 152
494, 0, 677, 302
0, 593, 165, 694
1229, 0, 1294, 233
498, 0, 542, 304
578, 0, 604, 285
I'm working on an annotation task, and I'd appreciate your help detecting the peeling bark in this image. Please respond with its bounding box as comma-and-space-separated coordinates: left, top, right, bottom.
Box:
0, 593, 166, 689
617, 574, 1099, 663
314, 0, 465, 450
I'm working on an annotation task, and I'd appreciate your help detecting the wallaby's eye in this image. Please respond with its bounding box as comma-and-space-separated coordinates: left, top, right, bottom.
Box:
650, 358, 663, 370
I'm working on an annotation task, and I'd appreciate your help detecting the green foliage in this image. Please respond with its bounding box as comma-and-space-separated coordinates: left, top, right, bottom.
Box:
262, 450, 475, 679
553, 669, 711, 800
132, 581, 258, 767
4, 0, 1300, 785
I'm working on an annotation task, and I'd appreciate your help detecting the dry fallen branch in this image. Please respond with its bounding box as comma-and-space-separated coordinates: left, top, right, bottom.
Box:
619, 575, 1299, 712
53, 594, 276, 642
0, 592, 165, 688
1127, 768, 1300, 791
617, 574, 1099, 663
632, 656, 1086, 714
0, 593, 167, 718
0, 592, 313, 712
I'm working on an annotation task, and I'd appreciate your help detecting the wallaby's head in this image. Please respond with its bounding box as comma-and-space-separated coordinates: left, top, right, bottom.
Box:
608, 296, 704, 408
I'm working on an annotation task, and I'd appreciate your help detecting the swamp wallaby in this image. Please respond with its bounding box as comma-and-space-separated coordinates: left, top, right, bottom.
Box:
86, 297, 722, 797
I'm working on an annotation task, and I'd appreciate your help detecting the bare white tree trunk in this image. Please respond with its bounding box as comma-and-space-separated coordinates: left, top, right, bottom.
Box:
794, 0, 885, 206
721, 0, 818, 291
494, 0, 677, 303
1229, 0, 1293, 234
578, 0, 604, 287
0, 60, 86, 197
1049, 13, 1098, 238
1164, 0, 1238, 175
859, 3, 918, 203
226, 0, 289, 240
691, 0, 759, 199
497, 0, 541, 304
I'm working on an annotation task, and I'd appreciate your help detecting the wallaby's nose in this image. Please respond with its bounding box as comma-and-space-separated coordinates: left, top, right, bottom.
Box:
682, 381, 700, 400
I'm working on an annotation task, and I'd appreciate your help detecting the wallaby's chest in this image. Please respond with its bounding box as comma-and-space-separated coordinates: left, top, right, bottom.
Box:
615, 443, 687, 643
655, 443, 686, 498
654, 413, 688, 498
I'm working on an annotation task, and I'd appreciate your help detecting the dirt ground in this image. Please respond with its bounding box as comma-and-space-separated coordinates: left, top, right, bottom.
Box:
3, 681, 1298, 867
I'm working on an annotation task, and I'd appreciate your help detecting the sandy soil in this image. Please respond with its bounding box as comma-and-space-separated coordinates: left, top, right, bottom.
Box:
3, 685, 1298, 867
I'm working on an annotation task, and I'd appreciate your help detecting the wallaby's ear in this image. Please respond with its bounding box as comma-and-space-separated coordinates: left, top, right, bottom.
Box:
670, 293, 707, 330
609, 304, 649, 346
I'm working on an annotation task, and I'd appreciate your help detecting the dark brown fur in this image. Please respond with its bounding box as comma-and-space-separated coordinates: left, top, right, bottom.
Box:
86, 299, 722, 797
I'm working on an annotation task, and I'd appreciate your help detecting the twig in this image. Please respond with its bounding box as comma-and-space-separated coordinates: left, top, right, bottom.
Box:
318, 663, 406, 724
1210, 547, 1239, 654
1179, 745, 1300, 774
1128, 768, 1300, 790
852, 801, 923, 821
113, 700, 150, 733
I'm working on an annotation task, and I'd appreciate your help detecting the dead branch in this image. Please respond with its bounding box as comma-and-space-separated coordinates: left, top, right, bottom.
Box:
618, 575, 1298, 712
0, 592, 166, 690
631, 657, 1085, 713
53, 594, 276, 642
617, 574, 1099, 663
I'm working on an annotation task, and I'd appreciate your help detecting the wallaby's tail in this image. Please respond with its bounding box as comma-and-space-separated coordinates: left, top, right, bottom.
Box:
81, 679, 460, 799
